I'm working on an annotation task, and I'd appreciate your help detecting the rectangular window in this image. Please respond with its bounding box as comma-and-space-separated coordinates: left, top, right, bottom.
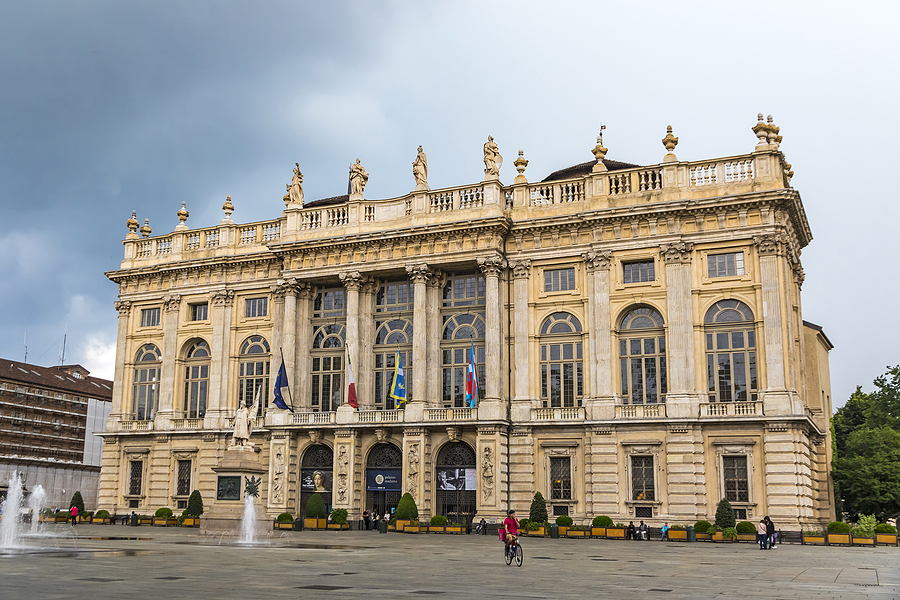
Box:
176, 460, 192, 496
620, 336, 667, 404
723, 455, 749, 502
708, 252, 745, 278
190, 303, 208, 321
245, 297, 268, 318
550, 457, 572, 500
442, 274, 486, 307
631, 455, 655, 501
129, 460, 144, 496
540, 343, 583, 407
623, 260, 655, 284
311, 354, 343, 412
140, 308, 160, 327
544, 268, 576, 292
442, 345, 485, 408
313, 289, 346, 318
376, 281, 415, 312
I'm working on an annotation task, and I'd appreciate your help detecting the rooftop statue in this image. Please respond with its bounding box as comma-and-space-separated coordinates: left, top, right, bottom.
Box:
288, 163, 304, 206
413, 145, 428, 190
483, 135, 502, 177
349, 158, 369, 195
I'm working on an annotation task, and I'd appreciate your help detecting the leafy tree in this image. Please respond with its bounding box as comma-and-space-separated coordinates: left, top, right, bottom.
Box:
862, 367, 900, 431
305, 493, 327, 518
69, 491, 85, 514
186, 490, 204, 517
833, 388, 871, 456
395, 493, 418, 520
833, 426, 900, 521
529, 491, 548, 524
714, 498, 736, 529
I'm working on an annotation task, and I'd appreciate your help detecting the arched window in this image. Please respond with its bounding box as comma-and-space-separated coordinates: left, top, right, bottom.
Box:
300, 445, 333, 516
442, 313, 485, 407
365, 443, 402, 519
618, 307, 667, 404
435, 442, 477, 525
311, 324, 345, 412
183, 339, 210, 419
239, 335, 270, 413
704, 300, 757, 402
374, 319, 413, 409
132, 344, 161, 420
539, 312, 584, 408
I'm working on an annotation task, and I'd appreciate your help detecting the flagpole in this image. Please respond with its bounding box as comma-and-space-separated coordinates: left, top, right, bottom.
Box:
281, 348, 295, 412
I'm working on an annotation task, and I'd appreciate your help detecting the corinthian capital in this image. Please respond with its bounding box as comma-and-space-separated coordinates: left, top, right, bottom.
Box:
114, 300, 132, 317
659, 242, 694, 264
295, 281, 314, 299
509, 259, 531, 279
405, 263, 431, 284
477, 255, 506, 277
339, 271, 365, 290
582, 250, 612, 271
163, 294, 182, 312
210, 289, 235, 307
754, 233, 786, 256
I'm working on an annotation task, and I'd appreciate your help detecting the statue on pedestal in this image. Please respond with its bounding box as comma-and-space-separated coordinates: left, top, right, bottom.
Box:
412, 145, 428, 190
231, 386, 261, 448
483, 135, 502, 177
288, 163, 304, 206
349, 159, 368, 195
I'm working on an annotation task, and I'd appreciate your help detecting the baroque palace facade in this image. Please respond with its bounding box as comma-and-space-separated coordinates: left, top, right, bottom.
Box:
100, 115, 834, 529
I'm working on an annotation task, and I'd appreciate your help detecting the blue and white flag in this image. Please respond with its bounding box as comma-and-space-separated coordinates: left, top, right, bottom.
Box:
390, 352, 406, 406
272, 359, 293, 412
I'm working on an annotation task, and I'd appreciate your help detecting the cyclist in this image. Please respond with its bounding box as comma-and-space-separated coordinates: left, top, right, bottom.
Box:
503, 509, 519, 554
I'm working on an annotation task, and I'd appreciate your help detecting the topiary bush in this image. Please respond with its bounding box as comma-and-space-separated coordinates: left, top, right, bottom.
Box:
430, 515, 449, 526
593, 515, 614, 527
186, 490, 204, 517
518, 518, 529, 529
330, 508, 348, 524
395, 493, 419, 521
827, 521, 851, 533
694, 520, 712, 533
276, 512, 293, 523
69, 491, 85, 514
875, 523, 897, 534
306, 493, 327, 519
556, 515, 573, 527
94, 510, 110, 519
736, 521, 756, 534
526, 521, 541, 531
155, 507, 173, 518
714, 498, 736, 529
529, 491, 548, 524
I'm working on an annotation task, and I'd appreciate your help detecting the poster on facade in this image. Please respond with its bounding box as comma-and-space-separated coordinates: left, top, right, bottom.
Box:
300, 469, 331, 492
366, 469, 401, 491
436, 468, 476, 491
465, 468, 477, 490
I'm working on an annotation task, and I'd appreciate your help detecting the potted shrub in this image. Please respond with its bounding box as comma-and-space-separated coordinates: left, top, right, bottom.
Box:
529, 492, 548, 533
153, 507, 174, 526
429, 514, 448, 533
394, 493, 419, 532
93, 510, 111, 524
53, 510, 70, 523
709, 525, 724, 542
694, 520, 712, 541
826, 521, 851, 546
606, 523, 627, 539
667, 524, 687, 541
735, 521, 757, 542
723, 527, 737, 542
445, 522, 466, 534
875, 523, 898, 546
801, 529, 827, 545
526, 521, 547, 537
851, 514, 876, 546
714, 499, 735, 529
591, 515, 612, 538
566, 524, 589, 538
304, 493, 327, 529
274, 512, 294, 530
327, 509, 349, 530
70, 491, 86, 522
555, 515, 573, 537
182, 490, 203, 527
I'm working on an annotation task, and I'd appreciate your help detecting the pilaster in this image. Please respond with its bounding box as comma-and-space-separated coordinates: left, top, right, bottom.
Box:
509, 259, 532, 422
295, 283, 313, 411
756, 234, 794, 415
402, 427, 430, 511
110, 300, 132, 419
583, 251, 614, 419
156, 294, 181, 424
207, 289, 234, 424
659, 242, 699, 418
587, 426, 620, 515
266, 430, 291, 516
339, 271, 364, 405
763, 422, 814, 529
269, 282, 287, 415
360, 278, 377, 410
332, 429, 361, 518
508, 425, 535, 509
476, 424, 505, 519
406, 264, 430, 404
664, 423, 707, 519
426, 271, 443, 408
478, 255, 507, 418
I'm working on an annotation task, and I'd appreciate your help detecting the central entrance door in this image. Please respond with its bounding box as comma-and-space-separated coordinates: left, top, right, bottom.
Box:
364, 443, 402, 521
300, 444, 333, 518
434, 441, 477, 526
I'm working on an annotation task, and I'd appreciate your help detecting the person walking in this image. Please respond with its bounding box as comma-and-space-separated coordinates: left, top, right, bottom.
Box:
756, 519, 768, 550
70, 504, 78, 527
363, 509, 370, 531
765, 516, 776, 549
661, 522, 669, 541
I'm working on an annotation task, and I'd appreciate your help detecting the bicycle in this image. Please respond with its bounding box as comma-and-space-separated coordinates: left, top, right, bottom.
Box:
504, 537, 523, 567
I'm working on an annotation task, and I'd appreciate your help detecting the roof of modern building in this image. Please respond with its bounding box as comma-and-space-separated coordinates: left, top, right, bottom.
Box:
0, 359, 113, 399
542, 158, 641, 183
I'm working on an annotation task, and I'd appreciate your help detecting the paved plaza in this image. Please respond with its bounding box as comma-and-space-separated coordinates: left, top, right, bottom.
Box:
2, 525, 899, 599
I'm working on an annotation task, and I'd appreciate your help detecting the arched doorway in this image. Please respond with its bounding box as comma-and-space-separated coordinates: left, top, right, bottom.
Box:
365, 443, 402, 520
300, 444, 333, 517
435, 441, 476, 526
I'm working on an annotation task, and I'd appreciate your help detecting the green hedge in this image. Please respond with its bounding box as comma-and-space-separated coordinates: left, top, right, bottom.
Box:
186, 490, 204, 517
395, 493, 418, 521
155, 507, 173, 518
430, 515, 449, 526
555, 515, 573, 527
827, 521, 851, 533
714, 498, 736, 529
694, 520, 712, 532
276, 512, 293, 523
94, 510, 110, 519
875, 523, 897, 534
330, 509, 348, 525
593, 515, 613, 527
306, 494, 327, 519
736, 521, 756, 534
529, 491, 548, 524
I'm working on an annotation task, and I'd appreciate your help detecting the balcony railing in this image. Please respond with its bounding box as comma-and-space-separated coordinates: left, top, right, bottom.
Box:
171, 418, 203, 430
615, 404, 667, 419
424, 408, 477, 421
119, 420, 153, 431
699, 401, 763, 417
532, 407, 585, 421
292, 411, 336, 425
356, 410, 403, 423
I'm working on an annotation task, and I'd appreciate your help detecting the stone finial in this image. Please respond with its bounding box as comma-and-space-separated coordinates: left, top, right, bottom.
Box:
662, 125, 679, 162
591, 132, 608, 173
752, 113, 769, 150
126, 211, 139, 238
514, 149, 529, 183
140, 218, 152, 238
222, 195, 234, 221
176, 201, 189, 230
766, 114, 782, 148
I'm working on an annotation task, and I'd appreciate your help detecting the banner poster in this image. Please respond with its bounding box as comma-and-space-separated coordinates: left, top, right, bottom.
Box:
301, 469, 331, 492
366, 469, 401, 491
436, 467, 476, 491
465, 468, 477, 490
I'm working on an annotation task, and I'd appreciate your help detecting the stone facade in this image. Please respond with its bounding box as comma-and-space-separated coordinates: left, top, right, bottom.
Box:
100, 116, 834, 528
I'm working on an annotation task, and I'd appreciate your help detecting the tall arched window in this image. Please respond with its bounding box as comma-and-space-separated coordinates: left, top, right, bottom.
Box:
618, 307, 667, 404
300, 444, 333, 516
311, 324, 345, 412
539, 312, 584, 408
365, 443, 402, 519
239, 335, 270, 413
374, 319, 413, 409
442, 313, 485, 407
704, 300, 757, 402
183, 339, 210, 419
132, 344, 160, 420
435, 441, 477, 525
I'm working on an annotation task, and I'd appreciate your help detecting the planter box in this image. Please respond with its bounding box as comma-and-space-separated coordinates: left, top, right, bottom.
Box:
606, 527, 626, 539
54, 516, 70, 523
445, 525, 465, 534
274, 521, 294, 530
327, 523, 349, 530
566, 529, 589, 538
557, 526, 569, 536
181, 517, 199, 527
695, 532, 711, 541
525, 526, 546, 537
711, 532, 724, 542
876, 533, 898, 546
802, 534, 827, 545
152, 517, 169, 526
77, 515, 92, 523
590, 527, 606, 538
394, 519, 412, 532
668, 529, 688, 541
736, 534, 756, 542
826, 533, 851, 546
139, 517, 153, 525
852, 536, 875, 547
303, 518, 326, 529
428, 526, 445, 533
92, 517, 111, 524
401, 523, 423, 533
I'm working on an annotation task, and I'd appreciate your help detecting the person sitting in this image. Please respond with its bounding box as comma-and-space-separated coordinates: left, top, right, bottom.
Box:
627, 521, 636, 540
660, 522, 669, 541
638, 520, 648, 540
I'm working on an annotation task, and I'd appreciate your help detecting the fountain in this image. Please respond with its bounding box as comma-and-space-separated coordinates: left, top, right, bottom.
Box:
28, 485, 46, 535
0, 471, 25, 549
238, 493, 258, 544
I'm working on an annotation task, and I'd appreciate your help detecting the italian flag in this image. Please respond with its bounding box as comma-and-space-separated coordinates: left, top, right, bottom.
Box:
347, 350, 358, 408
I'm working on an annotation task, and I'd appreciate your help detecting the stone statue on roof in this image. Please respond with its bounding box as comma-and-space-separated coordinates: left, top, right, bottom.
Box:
288, 163, 304, 206
412, 145, 429, 191
483, 135, 502, 178
349, 159, 368, 195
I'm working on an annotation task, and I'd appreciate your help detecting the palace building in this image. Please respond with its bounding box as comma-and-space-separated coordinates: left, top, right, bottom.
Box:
100, 115, 834, 528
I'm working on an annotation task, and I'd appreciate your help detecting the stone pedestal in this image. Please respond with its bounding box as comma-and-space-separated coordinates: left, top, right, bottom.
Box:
201, 446, 268, 533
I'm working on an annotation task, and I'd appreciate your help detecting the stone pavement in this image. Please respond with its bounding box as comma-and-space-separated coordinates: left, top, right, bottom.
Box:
2, 524, 899, 599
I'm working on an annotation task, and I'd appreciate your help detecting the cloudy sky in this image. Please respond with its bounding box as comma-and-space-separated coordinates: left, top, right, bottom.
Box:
1, 1, 896, 409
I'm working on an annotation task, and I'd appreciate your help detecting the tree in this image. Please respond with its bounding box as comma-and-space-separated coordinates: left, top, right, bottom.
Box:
69, 491, 85, 514
714, 498, 736, 529
529, 491, 548, 524
305, 493, 327, 518
395, 493, 419, 520
833, 388, 871, 456
833, 426, 900, 522
186, 490, 204, 517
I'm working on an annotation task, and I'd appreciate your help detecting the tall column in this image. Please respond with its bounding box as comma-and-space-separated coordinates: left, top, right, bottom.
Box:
269, 283, 287, 416
755, 234, 793, 415
110, 301, 132, 421
281, 280, 298, 408
477, 256, 505, 402
426, 271, 443, 408
583, 251, 614, 419
295, 283, 313, 411
207, 289, 234, 425
360, 278, 377, 410
339, 271, 363, 393
509, 260, 531, 422
406, 264, 430, 419
660, 242, 698, 419
156, 294, 181, 424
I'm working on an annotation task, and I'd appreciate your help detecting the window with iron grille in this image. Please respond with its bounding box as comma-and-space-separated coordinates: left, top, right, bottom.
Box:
631, 455, 654, 501
734, 508, 747, 520
635, 506, 653, 518
552, 505, 569, 516
723, 455, 749, 502
129, 460, 143, 496
190, 303, 208, 321
140, 308, 160, 327
550, 457, 572, 500
176, 460, 192, 496
623, 260, 655, 284
544, 268, 576, 292
708, 252, 745, 278
245, 297, 268, 318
